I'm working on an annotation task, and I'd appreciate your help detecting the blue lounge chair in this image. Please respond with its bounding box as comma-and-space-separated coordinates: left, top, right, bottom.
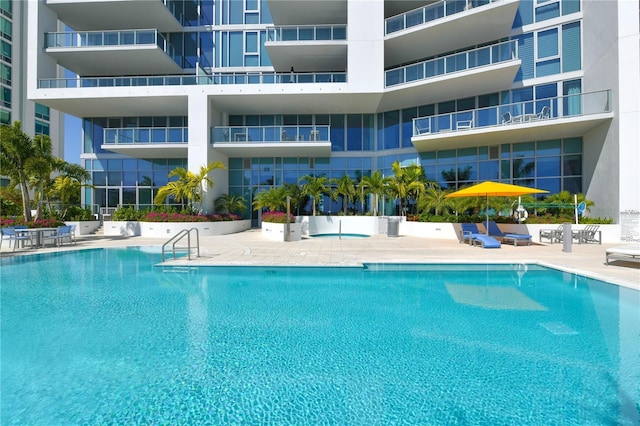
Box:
460, 223, 501, 248
482, 221, 532, 246
460, 223, 483, 245
472, 234, 501, 249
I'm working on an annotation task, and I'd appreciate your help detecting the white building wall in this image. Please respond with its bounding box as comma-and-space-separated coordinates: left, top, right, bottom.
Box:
346, 0, 384, 93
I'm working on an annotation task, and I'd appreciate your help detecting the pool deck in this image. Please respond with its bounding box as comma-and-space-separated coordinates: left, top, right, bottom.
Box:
2, 229, 638, 290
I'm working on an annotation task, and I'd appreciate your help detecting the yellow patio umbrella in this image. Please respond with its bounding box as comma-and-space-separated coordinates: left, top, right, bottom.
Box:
445, 181, 549, 234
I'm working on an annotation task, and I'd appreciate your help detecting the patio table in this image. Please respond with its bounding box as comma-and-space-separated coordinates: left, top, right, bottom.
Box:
17, 228, 59, 248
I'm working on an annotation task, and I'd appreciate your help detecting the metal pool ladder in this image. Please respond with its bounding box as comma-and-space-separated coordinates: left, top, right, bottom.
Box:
162, 228, 200, 261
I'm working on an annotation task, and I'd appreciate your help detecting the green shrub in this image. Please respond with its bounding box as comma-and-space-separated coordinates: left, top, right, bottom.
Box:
112, 206, 146, 221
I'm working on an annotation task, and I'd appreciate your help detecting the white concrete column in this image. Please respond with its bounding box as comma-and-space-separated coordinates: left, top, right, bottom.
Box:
187, 94, 228, 214
346, 0, 385, 92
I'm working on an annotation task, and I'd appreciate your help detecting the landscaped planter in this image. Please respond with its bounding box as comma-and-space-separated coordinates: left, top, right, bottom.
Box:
103, 221, 141, 237
103, 220, 251, 238
64, 220, 101, 236
262, 222, 302, 241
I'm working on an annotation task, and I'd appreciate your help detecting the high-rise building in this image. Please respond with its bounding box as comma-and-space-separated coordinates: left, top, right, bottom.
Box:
1, 0, 64, 164
26, 0, 640, 227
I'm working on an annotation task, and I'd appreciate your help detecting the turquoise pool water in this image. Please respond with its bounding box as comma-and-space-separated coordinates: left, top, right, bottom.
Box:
1, 248, 639, 425
308, 233, 370, 239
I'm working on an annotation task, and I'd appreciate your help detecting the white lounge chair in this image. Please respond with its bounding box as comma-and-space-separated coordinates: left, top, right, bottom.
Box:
606, 244, 640, 265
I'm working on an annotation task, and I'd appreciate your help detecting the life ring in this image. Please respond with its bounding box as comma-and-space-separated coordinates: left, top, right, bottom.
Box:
514, 206, 528, 222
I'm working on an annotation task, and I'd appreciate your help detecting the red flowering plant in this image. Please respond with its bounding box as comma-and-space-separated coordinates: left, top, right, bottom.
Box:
261, 211, 295, 224
0, 218, 65, 228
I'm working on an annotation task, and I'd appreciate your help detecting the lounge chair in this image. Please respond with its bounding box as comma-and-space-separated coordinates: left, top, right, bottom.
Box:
482, 221, 532, 246
460, 223, 483, 245
472, 234, 502, 248
606, 244, 640, 265
460, 223, 501, 248
539, 225, 563, 243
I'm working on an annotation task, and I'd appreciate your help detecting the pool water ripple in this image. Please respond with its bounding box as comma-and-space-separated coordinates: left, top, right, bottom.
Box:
1, 249, 639, 425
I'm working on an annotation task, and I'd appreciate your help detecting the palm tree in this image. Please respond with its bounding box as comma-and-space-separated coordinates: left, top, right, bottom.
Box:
214, 193, 247, 215
543, 190, 593, 217
299, 174, 329, 216
360, 171, 387, 216
281, 183, 305, 215
386, 162, 426, 216
331, 174, 357, 215
154, 162, 225, 212
417, 184, 454, 216
253, 186, 288, 212
26, 134, 58, 220
0, 122, 35, 221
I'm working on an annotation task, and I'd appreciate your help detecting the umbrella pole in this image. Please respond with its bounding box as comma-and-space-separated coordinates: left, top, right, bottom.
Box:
486, 194, 489, 235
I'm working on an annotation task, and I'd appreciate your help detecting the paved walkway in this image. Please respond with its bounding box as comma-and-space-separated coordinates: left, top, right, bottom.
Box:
2, 230, 638, 290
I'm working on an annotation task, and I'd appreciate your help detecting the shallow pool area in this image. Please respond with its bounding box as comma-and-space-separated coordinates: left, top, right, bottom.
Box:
1, 248, 639, 425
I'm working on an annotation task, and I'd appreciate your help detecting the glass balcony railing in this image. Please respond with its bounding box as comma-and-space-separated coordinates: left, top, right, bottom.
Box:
45, 29, 178, 63
385, 39, 517, 87
385, 0, 496, 35
39, 71, 347, 88
412, 90, 612, 136
103, 127, 188, 145
211, 126, 331, 143
267, 25, 347, 42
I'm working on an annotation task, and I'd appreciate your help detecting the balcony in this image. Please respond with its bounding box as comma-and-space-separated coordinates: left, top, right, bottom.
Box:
411, 90, 614, 152
384, 0, 519, 67
265, 25, 348, 72
266, 0, 347, 26
46, 0, 183, 32
45, 30, 182, 76
211, 126, 331, 157
101, 127, 188, 158
379, 40, 520, 111
39, 71, 347, 89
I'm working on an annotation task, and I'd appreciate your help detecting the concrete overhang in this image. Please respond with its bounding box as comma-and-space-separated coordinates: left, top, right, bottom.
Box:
265, 42, 347, 72
266, 0, 347, 25
46, 46, 184, 77
100, 144, 187, 159
384, 0, 519, 67
32, 89, 188, 117
379, 59, 521, 111
46, 0, 183, 32
411, 113, 615, 152
212, 142, 332, 157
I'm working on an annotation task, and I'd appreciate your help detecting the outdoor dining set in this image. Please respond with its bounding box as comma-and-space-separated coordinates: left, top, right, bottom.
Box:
0, 225, 76, 252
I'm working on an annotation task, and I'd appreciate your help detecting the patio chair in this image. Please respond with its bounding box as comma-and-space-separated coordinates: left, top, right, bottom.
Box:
471, 234, 501, 249
456, 118, 474, 130
536, 105, 550, 120
482, 221, 532, 246
42, 225, 74, 247
573, 225, 601, 244
539, 225, 563, 243
501, 112, 513, 124
1, 227, 34, 251
68, 224, 77, 243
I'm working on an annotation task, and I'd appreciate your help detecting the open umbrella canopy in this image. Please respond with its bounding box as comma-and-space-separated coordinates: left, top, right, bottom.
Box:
445, 181, 549, 234
445, 181, 549, 198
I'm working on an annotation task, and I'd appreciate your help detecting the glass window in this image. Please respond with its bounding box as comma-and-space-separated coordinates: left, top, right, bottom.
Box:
563, 154, 582, 175
346, 114, 362, 151
537, 139, 561, 156
537, 28, 558, 58
536, 156, 561, 177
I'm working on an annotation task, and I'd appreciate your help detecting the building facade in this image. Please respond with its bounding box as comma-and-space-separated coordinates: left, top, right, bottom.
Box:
1, 0, 64, 167
26, 0, 640, 227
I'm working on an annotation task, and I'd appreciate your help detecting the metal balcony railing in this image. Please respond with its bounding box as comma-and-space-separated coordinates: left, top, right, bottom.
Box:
412, 90, 612, 135
267, 25, 347, 42
211, 126, 331, 143
45, 29, 178, 63
385, 39, 517, 87
103, 127, 188, 145
39, 71, 346, 88
385, 0, 497, 35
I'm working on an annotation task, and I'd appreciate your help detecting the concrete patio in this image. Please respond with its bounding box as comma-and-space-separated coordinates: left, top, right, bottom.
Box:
2, 229, 638, 291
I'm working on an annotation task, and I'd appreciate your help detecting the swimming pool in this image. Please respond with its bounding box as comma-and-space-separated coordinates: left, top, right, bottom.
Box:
2, 248, 639, 425
308, 233, 370, 239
